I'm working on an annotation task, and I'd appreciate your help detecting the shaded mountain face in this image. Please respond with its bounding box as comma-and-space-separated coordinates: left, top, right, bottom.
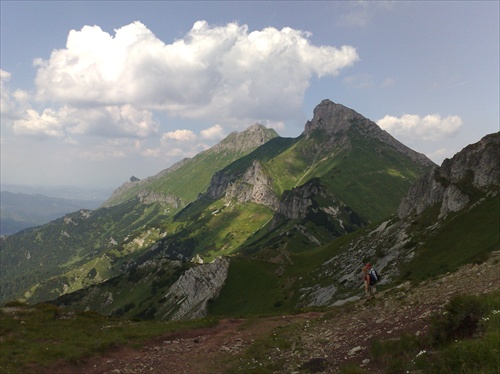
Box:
0, 99, 436, 311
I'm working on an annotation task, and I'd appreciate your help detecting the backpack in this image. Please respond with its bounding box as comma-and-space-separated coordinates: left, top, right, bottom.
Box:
369, 269, 380, 285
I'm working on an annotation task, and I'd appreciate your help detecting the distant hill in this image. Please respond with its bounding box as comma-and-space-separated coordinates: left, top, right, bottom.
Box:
0, 191, 103, 235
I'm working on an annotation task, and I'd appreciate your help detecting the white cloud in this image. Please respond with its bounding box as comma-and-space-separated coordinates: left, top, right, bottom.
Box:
142, 148, 161, 158
0, 69, 30, 121
12, 108, 66, 139
161, 129, 197, 142
11, 104, 158, 140
33, 20, 359, 123
377, 113, 463, 141
66, 105, 159, 138
201, 124, 225, 140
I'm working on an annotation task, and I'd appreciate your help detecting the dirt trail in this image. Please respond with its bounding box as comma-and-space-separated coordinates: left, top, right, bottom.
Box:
50, 254, 499, 373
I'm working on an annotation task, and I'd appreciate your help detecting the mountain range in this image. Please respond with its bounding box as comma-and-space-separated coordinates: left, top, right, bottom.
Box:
0, 99, 498, 323
0, 192, 103, 236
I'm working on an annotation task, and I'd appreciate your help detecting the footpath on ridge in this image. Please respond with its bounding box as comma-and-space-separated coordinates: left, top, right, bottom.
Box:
51, 252, 500, 374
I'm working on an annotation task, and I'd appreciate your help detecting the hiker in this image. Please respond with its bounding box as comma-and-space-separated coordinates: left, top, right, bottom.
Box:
363, 263, 377, 300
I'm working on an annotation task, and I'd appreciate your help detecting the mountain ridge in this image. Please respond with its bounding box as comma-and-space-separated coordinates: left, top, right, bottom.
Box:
3, 100, 495, 324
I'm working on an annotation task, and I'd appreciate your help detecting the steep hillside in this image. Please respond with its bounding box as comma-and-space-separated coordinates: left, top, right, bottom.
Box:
211, 132, 499, 315
1, 100, 453, 317
53, 131, 498, 321
146, 100, 435, 262
0, 125, 278, 305
102, 124, 279, 208
40, 102, 445, 320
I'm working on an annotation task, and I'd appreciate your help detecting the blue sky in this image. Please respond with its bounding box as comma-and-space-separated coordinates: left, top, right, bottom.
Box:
1, 1, 498, 190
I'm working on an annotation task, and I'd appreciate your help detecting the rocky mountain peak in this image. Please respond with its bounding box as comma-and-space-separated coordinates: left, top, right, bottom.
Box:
304, 99, 365, 135
212, 123, 278, 154
304, 99, 434, 167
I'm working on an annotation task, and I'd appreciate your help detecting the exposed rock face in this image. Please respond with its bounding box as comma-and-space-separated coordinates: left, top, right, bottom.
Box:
398, 132, 499, 219
158, 257, 230, 321
224, 160, 280, 209
270, 178, 366, 236
210, 123, 278, 154
304, 99, 434, 167
205, 170, 237, 200
137, 190, 182, 208
271, 180, 319, 224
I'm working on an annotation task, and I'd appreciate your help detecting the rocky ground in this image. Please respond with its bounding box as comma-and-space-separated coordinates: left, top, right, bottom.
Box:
50, 252, 499, 374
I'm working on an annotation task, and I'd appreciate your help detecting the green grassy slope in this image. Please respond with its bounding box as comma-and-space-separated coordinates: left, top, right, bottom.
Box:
208, 194, 499, 318
104, 126, 279, 207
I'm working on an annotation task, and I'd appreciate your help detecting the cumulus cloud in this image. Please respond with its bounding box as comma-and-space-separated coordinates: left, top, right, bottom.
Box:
377, 113, 463, 141
1, 69, 30, 121
33, 20, 359, 123
4, 21, 359, 165
11, 104, 158, 140
201, 124, 225, 140
161, 129, 197, 142
12, 108, 66, 139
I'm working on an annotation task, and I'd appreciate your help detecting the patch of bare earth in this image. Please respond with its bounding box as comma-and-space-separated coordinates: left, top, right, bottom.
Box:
49, 254, 499, 373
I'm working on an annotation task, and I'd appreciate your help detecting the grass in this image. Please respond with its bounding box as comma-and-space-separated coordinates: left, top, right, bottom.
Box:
400, 194, 500, 283
0, 302, 218, 374
207, 257, 287, 317
358, 290, 500, 374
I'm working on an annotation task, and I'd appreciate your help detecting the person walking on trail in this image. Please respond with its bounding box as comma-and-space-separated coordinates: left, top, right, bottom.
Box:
363, 263, 377, 300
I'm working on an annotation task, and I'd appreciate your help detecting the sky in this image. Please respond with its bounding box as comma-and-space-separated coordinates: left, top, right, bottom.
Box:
1, 1, 498, 192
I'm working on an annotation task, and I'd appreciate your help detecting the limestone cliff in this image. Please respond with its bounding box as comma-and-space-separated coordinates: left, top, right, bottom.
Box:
157, 257, 230, 321
224, 160, 280, 209
270, 178, 366, 241
398, 132, 499, 219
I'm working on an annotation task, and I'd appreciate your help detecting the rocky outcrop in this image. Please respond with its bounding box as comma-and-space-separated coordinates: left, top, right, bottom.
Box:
206, 160, 280, 210
157, 257, 230, 321
304, 99, 434, 167
398, 132, 499, 219
270, 178, 365, 232
137, 190, 182, 208
270, 182, 317, 227
224, 160, 280, 209
205, 170, 237, 200
210, 124, 278, 154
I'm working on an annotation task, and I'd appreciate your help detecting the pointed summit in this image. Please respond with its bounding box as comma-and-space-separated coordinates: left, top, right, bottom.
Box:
304, 99, 434, 167
304, 99, 365, 135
